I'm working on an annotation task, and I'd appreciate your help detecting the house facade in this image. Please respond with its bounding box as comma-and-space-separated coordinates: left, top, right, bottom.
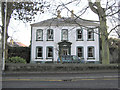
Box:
30, 17, 100, 63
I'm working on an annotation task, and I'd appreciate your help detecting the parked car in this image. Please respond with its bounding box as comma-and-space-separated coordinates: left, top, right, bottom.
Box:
57, 55, 84, 63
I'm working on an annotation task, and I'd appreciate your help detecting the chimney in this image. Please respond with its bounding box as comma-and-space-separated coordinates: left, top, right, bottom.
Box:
71, 10, 74, 18
57, 10, 61, 18
10, 38, 14, 45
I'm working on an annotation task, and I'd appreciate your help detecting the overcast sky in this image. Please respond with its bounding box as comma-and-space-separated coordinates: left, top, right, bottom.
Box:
1, 0, 119, 46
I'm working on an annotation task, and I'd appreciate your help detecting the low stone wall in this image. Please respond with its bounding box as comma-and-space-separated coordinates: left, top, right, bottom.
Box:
5, 63, 118, 72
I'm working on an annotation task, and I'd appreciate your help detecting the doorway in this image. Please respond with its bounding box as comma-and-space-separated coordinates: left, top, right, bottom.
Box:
58, 41, 72, 56
62, 48, 69, 55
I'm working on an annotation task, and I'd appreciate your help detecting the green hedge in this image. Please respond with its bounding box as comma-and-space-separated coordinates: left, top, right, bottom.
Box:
6, 56, 26, 64
8, 47, 30, 63
5, 63, 118, 72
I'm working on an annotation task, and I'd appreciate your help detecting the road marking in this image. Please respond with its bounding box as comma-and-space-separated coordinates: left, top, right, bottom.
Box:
3, 79, 62, 82
6, 79, 31, 81
80, 79, 95, 80
3, 77, 118, 82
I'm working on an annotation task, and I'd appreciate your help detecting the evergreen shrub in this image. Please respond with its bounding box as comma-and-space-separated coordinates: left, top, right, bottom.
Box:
6, 56, 26, 64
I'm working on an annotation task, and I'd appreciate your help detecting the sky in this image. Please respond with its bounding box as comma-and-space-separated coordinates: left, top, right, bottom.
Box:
1, 0, 119, 46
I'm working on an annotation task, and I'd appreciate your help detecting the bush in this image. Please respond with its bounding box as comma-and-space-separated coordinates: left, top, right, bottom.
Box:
6, 56, 26, 64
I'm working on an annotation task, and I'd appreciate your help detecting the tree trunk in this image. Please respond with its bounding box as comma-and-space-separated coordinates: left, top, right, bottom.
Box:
98, 6, 110, 64
118, 41, 120, 63
88, 1, 110, 64
99, 17, 110, 64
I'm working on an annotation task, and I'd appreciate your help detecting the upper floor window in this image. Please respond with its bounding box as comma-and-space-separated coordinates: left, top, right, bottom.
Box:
46, 47, 53, 59
62, 29, 68, 41
76, 29, 83, 41
88, 47, 94, 58
77, 47, 84, 58
36, 47, 43, 58
47, 29, 53, 41
87, 29, 94, 41
36, 29, 43, 41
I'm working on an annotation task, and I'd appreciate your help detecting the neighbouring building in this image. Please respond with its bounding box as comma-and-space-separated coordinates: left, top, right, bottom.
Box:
30, 11, 100, 63
8, 38, 28, 47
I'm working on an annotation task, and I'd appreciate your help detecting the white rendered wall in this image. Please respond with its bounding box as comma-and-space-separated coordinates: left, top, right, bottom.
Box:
31, 25, 100, 62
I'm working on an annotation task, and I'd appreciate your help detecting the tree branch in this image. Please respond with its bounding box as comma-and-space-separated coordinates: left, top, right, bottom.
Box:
88, 0, 98, 14
106, 9, 120, 17
108, 24, 120, 36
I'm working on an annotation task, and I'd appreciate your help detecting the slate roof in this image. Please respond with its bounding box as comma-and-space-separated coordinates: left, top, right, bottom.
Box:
31, 17, 99, 27
8, 41, 28, 47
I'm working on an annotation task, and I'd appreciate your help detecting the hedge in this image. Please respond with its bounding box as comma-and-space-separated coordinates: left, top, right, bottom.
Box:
5, 63, 118, 72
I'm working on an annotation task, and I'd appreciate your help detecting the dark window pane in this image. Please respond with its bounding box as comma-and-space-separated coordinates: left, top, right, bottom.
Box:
88, 30, 94, 40
37, 29, 43, 40
77, 29, 82, 40
88, 47, 94, 57
37, 47, 42, 58
62, 29, 68, 40
47, 29, 53, 40
47, 47, 53, 57
77, 47, 83, 57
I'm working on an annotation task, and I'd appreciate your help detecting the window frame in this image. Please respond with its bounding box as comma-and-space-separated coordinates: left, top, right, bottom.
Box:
87, 46, 95, 59
87, 29, 94, 41
47, 29, 54, 41
36, 29, 43, 41
46, 46, 54, 59
61, 29, 68, 41
36, 46, 43, 59
77, 46, 84, 59
76, 29, 83, 41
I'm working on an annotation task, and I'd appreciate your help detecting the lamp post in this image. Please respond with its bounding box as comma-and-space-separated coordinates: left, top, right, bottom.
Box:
2, 0, 7, 71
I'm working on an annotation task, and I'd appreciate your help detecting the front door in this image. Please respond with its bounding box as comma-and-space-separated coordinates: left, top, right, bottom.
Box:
58, 41, 72, 56
62, 48, 68, 55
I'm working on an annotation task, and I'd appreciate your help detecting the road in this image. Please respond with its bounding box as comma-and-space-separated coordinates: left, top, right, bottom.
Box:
2, 71, 119, 89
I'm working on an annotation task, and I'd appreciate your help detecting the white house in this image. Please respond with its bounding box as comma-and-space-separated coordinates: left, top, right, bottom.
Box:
30, 14, 100, 63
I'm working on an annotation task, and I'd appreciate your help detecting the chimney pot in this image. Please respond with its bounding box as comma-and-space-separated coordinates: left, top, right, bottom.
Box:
71, 10, 74, 18
57, 10, 61, 18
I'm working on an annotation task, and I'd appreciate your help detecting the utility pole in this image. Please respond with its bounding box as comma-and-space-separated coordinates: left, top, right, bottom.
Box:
0, 1, 2, 89
2, 0, 7, 71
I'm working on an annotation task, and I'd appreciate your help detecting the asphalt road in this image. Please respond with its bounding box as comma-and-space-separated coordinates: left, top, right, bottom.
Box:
2, 71, 119, 89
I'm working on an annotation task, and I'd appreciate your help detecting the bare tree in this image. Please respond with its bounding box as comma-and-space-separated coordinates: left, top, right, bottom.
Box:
53, 0, 120, 64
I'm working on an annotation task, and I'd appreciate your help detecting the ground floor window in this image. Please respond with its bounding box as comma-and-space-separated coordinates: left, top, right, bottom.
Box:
36, 47, 43, 58
46, 47, 53, 58
88, 47, 94, 58
77, 47, 84, 58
